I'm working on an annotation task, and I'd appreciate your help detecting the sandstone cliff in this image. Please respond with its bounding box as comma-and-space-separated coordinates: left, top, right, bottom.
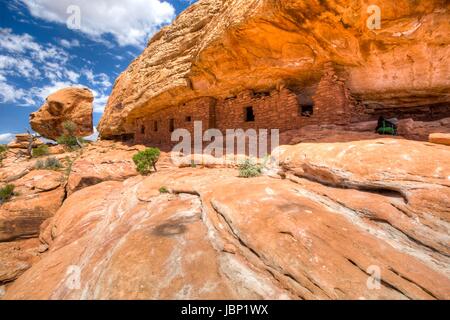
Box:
98, 0, 450, 138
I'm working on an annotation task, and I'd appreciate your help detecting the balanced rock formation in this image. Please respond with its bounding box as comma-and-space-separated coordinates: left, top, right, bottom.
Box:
30, 87, 94, 140
98, 0, 450, 139
4, 138, 449, 300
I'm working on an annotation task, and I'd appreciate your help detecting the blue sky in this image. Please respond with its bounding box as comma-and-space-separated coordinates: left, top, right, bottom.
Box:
0, 0, 195, 143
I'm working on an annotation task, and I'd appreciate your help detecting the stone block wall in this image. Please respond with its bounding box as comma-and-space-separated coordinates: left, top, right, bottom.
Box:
133, 65, 356, 146
134, 97, 216, 145
312, 63, 352, 125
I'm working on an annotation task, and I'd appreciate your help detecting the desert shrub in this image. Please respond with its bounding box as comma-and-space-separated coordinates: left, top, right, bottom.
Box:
0, 145, 7, 166
0, 184, 15, 203
32, 144, 49, 157
64, 156, 74, 176
35, 157, 62, 170
159, 186, 169, 194
56, 135, 79, 148
238, 159, 263, 178
133, 147, 161, 175
57, 121, 82, 149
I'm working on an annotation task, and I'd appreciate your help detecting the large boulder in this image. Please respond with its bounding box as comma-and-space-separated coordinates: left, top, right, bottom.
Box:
98, 0, 450, 138
4, 139, 449, 300
30, 87, 94, 140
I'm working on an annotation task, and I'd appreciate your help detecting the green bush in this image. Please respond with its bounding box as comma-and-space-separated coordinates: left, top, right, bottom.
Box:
0, 184, 15, 203
35, 157, 62, 170
0, 145, 7, 166
57, 121, 82, 149
238, 159, 263, 178
159, 186, 169, 194
133, 147, 161, 175
57, 135, 79, 148
32, 144, 49, 157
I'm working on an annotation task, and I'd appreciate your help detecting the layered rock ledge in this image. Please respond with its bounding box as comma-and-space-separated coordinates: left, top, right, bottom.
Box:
3, 138, 449, 300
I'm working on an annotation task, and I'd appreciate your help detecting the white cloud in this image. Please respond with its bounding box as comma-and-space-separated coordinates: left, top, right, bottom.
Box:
18, 0, 176, 47
59, 38, 80, 48
0, 28, 69, 65
0, 55, 41, 78
0, 81, 26, 103
0, 28, 40, 53
91, 90, 109, 113
65, 70, 80, 82
0, 133, 15, 144
0, 28, 113, 115
82, 69, 111, 89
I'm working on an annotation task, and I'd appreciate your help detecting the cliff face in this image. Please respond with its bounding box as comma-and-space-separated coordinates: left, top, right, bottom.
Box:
98, 0, 450, 138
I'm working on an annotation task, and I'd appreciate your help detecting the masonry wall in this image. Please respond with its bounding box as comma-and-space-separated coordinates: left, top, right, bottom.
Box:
134, 97, 216, 145
133, 68, 355, 146
312, 63, 352, 125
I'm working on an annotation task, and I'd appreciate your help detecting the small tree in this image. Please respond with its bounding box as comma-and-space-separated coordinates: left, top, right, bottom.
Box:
0, 145, 7, 167
57, 121, 83, 149
0, 184, 15, 204
159, 186, 169, 194
26, 130, 41, 158
133, 148, 161, 175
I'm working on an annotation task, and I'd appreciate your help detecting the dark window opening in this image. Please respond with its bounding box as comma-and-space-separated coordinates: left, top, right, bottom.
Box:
244, 106, 255, 122
154, 121, 158, 132
169, 119, 175, 132
185, 116, 192, 122
140, 125, 145, 134
300, 105, 314, 117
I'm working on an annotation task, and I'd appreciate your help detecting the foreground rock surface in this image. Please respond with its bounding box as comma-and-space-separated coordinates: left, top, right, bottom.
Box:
30, 87, 94, 140
0, 170, 65, 242
4, 138, 449, 300
66, 141, 144, 196
0, 239, 42, 284
429, 133, 450, 146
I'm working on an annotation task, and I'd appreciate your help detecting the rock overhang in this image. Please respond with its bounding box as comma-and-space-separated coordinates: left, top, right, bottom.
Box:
98, 0, 450, 138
